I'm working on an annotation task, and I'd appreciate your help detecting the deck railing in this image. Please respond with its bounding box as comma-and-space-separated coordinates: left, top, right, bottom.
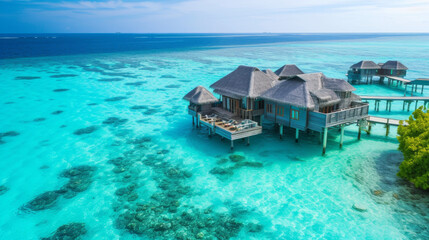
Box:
324, 102, 369, 126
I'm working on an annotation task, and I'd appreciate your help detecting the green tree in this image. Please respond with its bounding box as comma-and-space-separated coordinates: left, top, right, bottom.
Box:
397, 106, 429, 190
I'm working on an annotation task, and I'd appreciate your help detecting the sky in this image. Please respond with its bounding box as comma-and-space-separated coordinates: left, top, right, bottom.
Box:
1, 0, 429, 33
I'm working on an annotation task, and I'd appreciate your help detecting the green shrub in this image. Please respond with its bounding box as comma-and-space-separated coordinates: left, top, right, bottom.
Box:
397, 106, 429, 190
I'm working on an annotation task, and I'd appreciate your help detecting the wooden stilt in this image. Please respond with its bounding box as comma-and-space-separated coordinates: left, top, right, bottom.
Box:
322, 128, 328, 155
295, 128, 299, 143
319, 132, 322, 144
231, 140, 234, 151
247, 137, 250, 146
404, 84, 407, 96
358, 120, 362, 140
367, 123, 372, 135
192, 116, 195, 126
402, 101, 405, 111
340, 124, 344, 149
422, 85, 424, 94
279, 124, 283, 139
415, 100, 418, 110
407, 101, 411, 111
386, 119, 390, 136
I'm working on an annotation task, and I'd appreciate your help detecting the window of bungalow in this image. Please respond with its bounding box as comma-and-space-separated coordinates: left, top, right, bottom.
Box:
291, 109, 299, 120
258, 100, 264, 110
266, 103, 273, 113
277, 106, 284, 117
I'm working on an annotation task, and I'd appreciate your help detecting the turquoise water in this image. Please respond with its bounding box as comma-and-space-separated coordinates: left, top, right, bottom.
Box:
0, 35, 428, 239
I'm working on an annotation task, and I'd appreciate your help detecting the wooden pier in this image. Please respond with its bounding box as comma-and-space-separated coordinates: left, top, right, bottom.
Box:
360, 95, 429, 112
366, 115, 406, 136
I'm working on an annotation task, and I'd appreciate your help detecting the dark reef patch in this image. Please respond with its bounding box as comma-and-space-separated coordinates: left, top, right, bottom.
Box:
164, 84, 181, 89
0, 185, 9, 195
24, 191, 61, 211
23, 166, 96, 211
51, 110, 63, 115
73, 126, 98, 135
42, 222, 87, 240
125, 81, 147, 86
160, 75, 176, 79
100, 72, 137, 78
50, 74, 78, 78
103, 117, 128, 127
33, 118, 46, 122
98, 78, 124, 82
53, 89, 69, 92
144, 109, 160, 115
130, 105, 148, 110
0, 131, 20, 137
140, 67, 157, 71
15, 76, 40, 80
105, 96, 128, 102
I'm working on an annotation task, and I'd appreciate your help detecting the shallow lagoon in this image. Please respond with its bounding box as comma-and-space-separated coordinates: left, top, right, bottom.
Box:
0, 35, 428, 239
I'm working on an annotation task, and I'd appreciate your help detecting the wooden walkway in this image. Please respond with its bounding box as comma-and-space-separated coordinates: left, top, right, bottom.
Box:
360, 95, 429, 112
360, 96, 429, 101
367, 116, 405, 126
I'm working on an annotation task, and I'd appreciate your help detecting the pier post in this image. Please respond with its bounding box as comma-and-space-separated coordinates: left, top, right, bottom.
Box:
322, 128, 328, 155
231, 140, 234, 151
319, 132, 322, 144
279, 124, 284, 139
404, 84, 407, 96
402, 101, 405, 111
357, 120, 362, 140
247, 137, 250, 146
192, 116, 195, 126
340, 124, 344, 149
385, 100, 388, 111
407, 101, 412, 111
422, 85, 424, 94
367, 123, 372, 135
197, 114, 200, 128
295, 128, 299, 143
208, 128, 211, 137
386, 119, 390, 136
415, 100, 418, 110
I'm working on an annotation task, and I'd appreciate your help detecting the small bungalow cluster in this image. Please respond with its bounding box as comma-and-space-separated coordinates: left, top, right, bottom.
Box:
184, 64, 369, 154
347, 60, 408, 83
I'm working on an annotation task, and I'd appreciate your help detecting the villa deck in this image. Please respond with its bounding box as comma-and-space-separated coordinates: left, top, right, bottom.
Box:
198, 115, 262, 148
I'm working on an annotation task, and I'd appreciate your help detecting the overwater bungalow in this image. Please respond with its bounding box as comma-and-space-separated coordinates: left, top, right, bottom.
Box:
209, 65, 279, 121
378, 60, 408, 77
184, 65, 369, 154
347, 60, 380, 83
347, 60, 408, 84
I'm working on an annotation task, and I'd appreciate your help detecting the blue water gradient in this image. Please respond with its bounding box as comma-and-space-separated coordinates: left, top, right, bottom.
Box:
0, 34, 428, 239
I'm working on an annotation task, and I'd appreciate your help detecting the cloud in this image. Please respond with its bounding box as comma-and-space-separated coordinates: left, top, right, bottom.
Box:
2, 0, 429, 32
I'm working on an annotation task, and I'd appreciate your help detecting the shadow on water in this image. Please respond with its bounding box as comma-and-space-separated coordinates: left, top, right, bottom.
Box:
373, 150, 429, 238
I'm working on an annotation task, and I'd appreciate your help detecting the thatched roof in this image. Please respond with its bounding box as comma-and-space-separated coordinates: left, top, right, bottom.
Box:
323, 77, 356, 92
275, 64, 304, 79
210, 65, 278, 99
381, 61, 408, 70
350, 60, 380, 70
183, 86, 219, 105
260, 77, 315, 109
260, 72, 353, 109
262, 69, 279, 81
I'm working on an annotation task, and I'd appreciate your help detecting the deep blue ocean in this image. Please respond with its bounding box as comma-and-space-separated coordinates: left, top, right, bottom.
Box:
2, 33, 428, 59
0, 33, 428, 239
